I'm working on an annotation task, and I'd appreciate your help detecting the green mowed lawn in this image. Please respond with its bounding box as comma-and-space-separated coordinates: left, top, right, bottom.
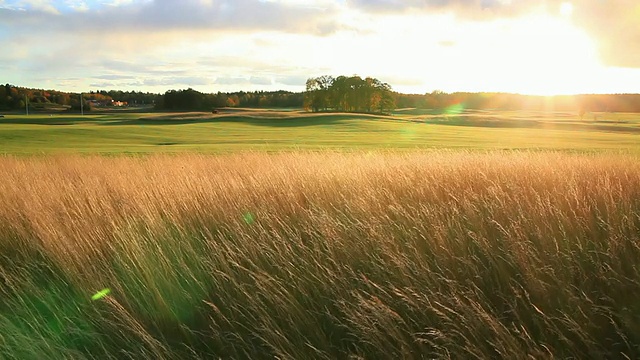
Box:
1, 109, 639, 154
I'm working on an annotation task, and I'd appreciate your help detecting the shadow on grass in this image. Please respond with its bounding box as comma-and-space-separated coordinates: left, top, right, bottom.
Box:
0, 117, 107, 126
0, 114, 120, 126
0, 112, 389, 128
5, 112, 637, 134
424, 116, 640, 134
100, 114, 382, 128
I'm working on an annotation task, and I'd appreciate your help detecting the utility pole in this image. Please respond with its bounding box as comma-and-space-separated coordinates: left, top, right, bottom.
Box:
25, 94, 28, 115
80, 93, 83, 116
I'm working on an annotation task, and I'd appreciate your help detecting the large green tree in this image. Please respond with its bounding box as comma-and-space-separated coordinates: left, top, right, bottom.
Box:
305, 75, 396, 113
304, 75, 334, 112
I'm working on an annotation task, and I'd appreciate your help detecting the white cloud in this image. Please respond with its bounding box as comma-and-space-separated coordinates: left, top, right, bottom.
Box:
215, 77, 250, 86
0, 0, 342, 34
14, 0, 60, 12
102, 0, 136, 5
65, 0, 89, 11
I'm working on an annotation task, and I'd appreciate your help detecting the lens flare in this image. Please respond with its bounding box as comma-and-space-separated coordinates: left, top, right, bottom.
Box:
401, 125, 418, 141
91, 288, 111, 301
445, 103, 465, 115
243, 212, 255, 224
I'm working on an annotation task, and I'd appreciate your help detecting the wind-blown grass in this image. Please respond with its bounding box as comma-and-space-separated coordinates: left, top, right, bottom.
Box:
1, 151, 639, 359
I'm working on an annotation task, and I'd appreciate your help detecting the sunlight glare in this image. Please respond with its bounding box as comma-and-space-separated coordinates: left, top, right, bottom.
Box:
560, 2, 573, 17
491, 14, 601, 95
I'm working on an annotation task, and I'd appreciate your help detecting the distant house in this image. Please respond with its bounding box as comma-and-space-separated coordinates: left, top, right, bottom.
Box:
85, 99, 129, 107
88, 100, 102, 106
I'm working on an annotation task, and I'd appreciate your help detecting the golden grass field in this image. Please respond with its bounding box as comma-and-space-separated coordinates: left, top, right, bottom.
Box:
1, 151, 639, 358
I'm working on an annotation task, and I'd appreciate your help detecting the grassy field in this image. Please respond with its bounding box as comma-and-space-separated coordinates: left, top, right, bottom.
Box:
1, 152, 640, 359
1, 108, 639, 154
1, 109, 640, 358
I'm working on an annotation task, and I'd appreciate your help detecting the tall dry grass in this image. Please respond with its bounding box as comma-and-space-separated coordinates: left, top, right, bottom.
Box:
0, 151, 639, 359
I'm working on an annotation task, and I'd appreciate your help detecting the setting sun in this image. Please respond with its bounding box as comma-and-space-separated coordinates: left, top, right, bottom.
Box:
494, 14, 601, 95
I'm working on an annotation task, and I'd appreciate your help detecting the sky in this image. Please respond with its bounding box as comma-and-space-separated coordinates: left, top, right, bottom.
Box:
1, 0, 639, 95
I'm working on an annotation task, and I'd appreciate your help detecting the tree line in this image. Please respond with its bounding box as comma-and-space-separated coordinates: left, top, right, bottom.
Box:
0, 84, 304, 112
396, 91, 640, 113
0, 84, 159, 111
3, 82, 640, 114
304, 75, 396, 113
157, 89, 302, 110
